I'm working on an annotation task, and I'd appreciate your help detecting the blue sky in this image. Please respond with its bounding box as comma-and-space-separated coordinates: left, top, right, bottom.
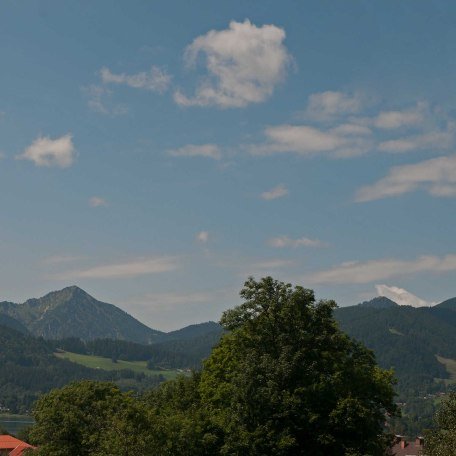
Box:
1, 1, 456, 330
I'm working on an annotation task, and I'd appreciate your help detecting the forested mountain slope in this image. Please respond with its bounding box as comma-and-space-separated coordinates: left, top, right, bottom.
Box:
335, 298, 456, 397
0, 286, 163, 343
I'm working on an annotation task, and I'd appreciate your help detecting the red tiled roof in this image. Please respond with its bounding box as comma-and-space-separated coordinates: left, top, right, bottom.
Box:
0, 435, 34, 454
9, 444, 35, 456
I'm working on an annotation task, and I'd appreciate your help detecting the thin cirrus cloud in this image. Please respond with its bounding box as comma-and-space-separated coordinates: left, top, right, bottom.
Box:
356, 154, 456, 202
306, 254, 456, 284
17, 134, 76, 168
100, 66, 172, 93
174, 20, 292, 108
167, 144, 221, 160
89, 196, 108, 208
304, 91, 364, 121
268, 235, 327, 248
375, 284, 435, 307
52, 256, 179, 280
84, 84, 128, 116
261, 184, 289, 200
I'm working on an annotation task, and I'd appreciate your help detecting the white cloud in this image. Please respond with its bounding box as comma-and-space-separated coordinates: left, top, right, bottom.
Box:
306, 254, 456, 284
373, 103, 426, 129
261, 184, 288, 200
18, 134, 75, 168
356, 154, 456, 202
378, 129, 454, 153
100, 66, 171, 93
250, 124, 372, 158
174, 20, 291, 108
305, 91, 363, 121
89, 196, 108, 207
375, 284, 435, 307
196, 231, 209, 243
53, 256, 179, 280
268, 235, 327, 248
167, 144, 221, 159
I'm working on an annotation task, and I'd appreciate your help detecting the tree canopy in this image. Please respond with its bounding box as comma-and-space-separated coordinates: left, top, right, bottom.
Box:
425, 392, 456, 456
199, 276, 397, 455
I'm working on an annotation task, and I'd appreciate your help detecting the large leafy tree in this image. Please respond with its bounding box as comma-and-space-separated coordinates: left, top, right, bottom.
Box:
425, 392, 456, 455
199, 277, 397, 455
30, 381, 151, 456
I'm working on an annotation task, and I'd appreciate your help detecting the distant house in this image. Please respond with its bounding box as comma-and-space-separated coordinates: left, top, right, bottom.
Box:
0, 435, 35, 455
389, 435, 424, 455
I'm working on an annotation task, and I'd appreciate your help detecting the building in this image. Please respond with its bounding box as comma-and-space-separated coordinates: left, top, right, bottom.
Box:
389, 435, 424, 456
0, 435, 35, 455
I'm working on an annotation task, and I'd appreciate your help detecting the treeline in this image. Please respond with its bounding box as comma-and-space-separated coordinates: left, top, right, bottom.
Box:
50, 330, 222, 369
0, 325, 165, 413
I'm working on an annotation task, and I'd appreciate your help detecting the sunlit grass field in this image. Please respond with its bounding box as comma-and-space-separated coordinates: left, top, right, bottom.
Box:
55, 351, 181, 380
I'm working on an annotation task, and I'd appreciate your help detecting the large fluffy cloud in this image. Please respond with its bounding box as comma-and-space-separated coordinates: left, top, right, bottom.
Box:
18, 134, 76, 168
356, 154, 456, 202
174, 20, 291, 108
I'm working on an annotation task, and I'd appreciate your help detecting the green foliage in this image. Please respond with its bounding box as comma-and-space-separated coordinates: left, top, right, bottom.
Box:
30, 381, 151, 456
0, 325, 165, 414
425, 392, 456, 455
199, 277, 397, 455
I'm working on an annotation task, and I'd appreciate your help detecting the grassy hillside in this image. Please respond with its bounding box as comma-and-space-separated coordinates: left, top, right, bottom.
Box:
54, 351, 180, 380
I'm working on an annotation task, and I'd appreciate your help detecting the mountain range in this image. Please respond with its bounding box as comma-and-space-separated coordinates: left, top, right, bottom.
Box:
0, 285, 455, 435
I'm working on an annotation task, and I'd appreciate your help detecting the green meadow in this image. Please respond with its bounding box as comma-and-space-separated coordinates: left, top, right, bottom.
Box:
55, 351, 181, 380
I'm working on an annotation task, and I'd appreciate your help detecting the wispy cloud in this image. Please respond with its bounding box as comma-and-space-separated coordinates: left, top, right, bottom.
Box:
196, 231, 209, 243
53, 256, 179, 280
174, 20, 292, 108
375, 284, 435, 307
17, 134, 76, 168
89, 196, 108, 207
84, 84, 128, 116
249, 124, 372, 158
377, 128, 454, 153
307, 254, 456, 284
372, 103, 426, 129
261, 184, 288, 200
356, 154, 456, 202
267, 235, 327, 248
100, 66, 171, 93
305, 91, 363, 121
167, 144, 221, 160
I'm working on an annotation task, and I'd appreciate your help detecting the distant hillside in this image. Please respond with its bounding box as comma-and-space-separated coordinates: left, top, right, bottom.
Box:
0, 286, 163, 344
335, 296, 456, 435
335, 297, 456, 395
0, 312, 28, 334
160, 321, 222, 342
